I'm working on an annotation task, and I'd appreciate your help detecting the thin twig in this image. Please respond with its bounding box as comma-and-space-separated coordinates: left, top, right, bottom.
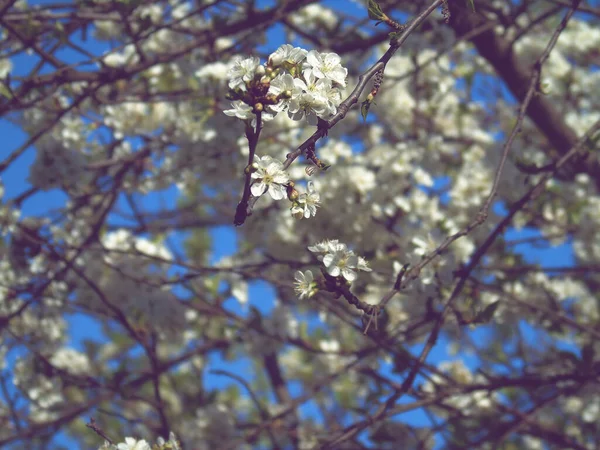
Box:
380, 0, 583, 309
86, 417, 114, 445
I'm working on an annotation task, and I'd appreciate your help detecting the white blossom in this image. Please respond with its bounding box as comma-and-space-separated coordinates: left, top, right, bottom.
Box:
223, 100, 254, 121
269, 44, 307, 67
304, 50, 348, 86
291, 181, 320, 218
322, 246, 359, 281
294, 270, 317, 299
268, 73, 297, 113
227, 55, 261, 91
288, 72, 333, 123
308, 240, 372, 281
250, 155, 289, 200
116, 437, 151, 450
357, 256, 372, 272
308, 239, 346, 256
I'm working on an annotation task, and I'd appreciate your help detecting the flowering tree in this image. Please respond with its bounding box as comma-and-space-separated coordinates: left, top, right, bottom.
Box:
1, 0, 600, 448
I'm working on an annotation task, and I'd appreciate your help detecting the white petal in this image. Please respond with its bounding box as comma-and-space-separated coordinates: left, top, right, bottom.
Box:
342, 268, 357, 281
306, 50, 321, 68
327, 265, 340, 277
251, 182, 267, 197
322, 253, 334, 267
324, 53, 341, 66
269, 184, 286, 200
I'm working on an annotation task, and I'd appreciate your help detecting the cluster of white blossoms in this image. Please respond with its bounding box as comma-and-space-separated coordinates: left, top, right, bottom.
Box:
223, 45, 346, 219
247, 154, 321, 218
294, 240, 372, 300
224, 44, 347, 125
98, 432, 181, 450
291, 181, 320, 219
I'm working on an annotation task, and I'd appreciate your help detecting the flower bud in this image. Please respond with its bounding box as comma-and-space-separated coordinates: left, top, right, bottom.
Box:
245, 163, 258, 174
539, 78, 552, 95
279, 90, 292, 100
255, 65, 266, 78
287, 183, 299, 201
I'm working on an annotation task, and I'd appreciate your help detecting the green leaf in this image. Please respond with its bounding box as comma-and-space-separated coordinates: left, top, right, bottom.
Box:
367, 0, 387, 21
361, 99, 371, 121
476, 300, 500, 323
319, 161, 332, 171
0, 82, 12, 99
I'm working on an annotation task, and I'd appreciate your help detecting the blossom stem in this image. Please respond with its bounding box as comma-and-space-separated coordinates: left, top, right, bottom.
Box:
234, 112, 263, 226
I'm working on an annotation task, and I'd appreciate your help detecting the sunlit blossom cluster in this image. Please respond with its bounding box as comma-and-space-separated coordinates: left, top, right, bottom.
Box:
308, 239, 372, 282
99, 432, 181, 450
224, 44, 347, 125
246, 154, 321, 218
294, 240, 373, 300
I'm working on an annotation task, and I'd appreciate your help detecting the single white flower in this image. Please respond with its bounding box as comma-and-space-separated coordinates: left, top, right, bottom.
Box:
291, 181, 320, 218
308, 240, 372, 281
303, 69, 340, 116
294, 270, 318, 299
287, 92, 328, 124
269, 44, 307, 67
268, 73, 297, 113
357, 256, 372, 272
117, 437, 151, 450
286, 74, 330, 123
250, 155, 290, 200
322, 247, 359, 281
308, 239, 346, 256
223, 100, 254, 120
286, 70, 340, 122
305, 50, 348, 86
227, 55, 261, 91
